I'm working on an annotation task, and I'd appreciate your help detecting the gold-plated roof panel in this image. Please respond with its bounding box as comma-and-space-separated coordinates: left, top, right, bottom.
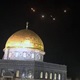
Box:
5, 29, 44, 51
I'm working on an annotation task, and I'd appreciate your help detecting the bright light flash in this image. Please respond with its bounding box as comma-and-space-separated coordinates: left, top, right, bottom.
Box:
64, 10, 67, 13
31, 8, 35, 12
53, 18, 55, 20
41, 15, 45, 18
31, 8, 34, 10
33, 9, 35, 12
50, 15, 53, 17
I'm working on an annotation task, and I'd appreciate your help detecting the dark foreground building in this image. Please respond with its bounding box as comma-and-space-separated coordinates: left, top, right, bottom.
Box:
0, 26, 67, 80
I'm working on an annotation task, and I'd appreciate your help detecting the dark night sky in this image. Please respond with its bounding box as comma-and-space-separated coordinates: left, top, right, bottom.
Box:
0, 0, 80, 79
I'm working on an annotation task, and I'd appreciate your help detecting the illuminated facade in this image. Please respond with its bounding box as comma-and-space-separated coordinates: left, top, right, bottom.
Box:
0, 28, 67, 80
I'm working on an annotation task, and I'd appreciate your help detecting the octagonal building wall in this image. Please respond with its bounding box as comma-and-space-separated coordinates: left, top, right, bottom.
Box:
0, 60, 67, 80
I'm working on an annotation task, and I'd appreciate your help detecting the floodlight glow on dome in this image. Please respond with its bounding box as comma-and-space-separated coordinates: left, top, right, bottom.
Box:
10, 40, 34, 48
23, 40, 34, 48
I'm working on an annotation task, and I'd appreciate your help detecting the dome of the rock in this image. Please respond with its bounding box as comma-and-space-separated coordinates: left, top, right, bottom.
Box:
5, 29, 44, 51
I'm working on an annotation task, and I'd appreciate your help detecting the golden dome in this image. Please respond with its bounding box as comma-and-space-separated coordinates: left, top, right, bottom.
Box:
5, 29, 44, 51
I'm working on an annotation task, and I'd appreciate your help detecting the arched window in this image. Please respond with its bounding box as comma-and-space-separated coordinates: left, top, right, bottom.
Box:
50, 73, 53, 79
45, 72, 48, 79
1, 69, 5, 76
32, 53, 34, 58
16, 70, 20, 77
15, 52, 19, 57
54, 73, 57, 80
40, 72, 43, 78
9, 52, 12, 58
23, 52, 26, 58
27, 71, 33, 79
58, 73, 61, 80
22, 72, 26, 78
